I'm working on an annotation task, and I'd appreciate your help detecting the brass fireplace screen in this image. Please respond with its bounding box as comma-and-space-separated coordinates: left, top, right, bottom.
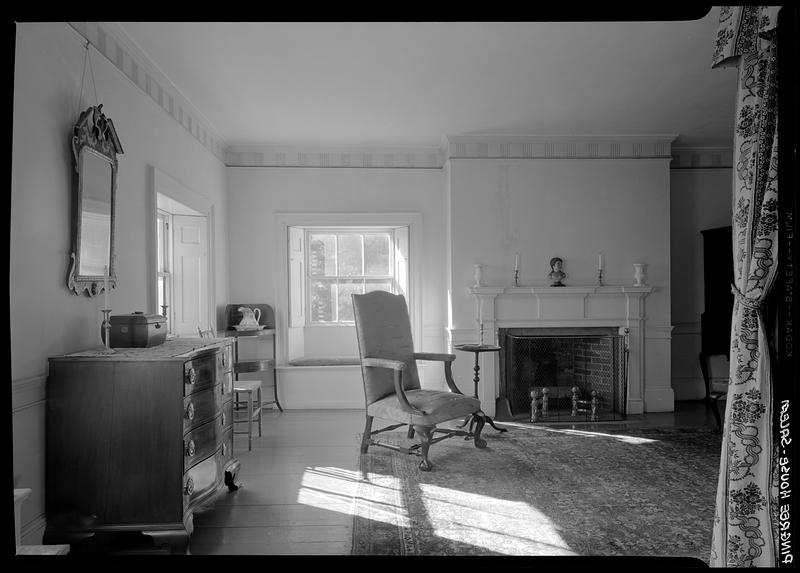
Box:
498, 327, 629, 423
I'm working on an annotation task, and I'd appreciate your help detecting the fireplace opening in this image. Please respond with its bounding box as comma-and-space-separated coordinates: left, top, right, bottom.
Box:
497, 327, 628, 423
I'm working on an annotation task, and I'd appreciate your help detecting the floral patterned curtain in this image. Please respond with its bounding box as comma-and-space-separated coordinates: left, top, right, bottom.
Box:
710, 5, 782, 568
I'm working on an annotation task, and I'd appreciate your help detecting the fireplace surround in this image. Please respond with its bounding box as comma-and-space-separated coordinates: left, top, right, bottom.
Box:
459, 285, 660, 418
498, 327, 629, 422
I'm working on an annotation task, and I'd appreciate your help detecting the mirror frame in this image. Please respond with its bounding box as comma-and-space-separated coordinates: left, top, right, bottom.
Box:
68, 104, 123, 296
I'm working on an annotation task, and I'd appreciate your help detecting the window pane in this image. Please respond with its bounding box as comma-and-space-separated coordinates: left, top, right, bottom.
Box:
157, 217, 164, 271
157, 276, 165, 313
337, 280, 364, 322
365, 279, 392, 294
364, 234, 391, 276
309, 234, 336, 276
310, 279, 335, 323
337, 234, 363, 276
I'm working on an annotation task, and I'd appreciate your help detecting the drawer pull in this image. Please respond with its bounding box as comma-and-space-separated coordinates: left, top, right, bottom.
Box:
221, 413, 226, 426
184, 477, 194, 496
186, 402, 195, 420
186, 367, 197, 385
186, 439, 196, 457
221, 443, 226, 457
222, 353, 227, 367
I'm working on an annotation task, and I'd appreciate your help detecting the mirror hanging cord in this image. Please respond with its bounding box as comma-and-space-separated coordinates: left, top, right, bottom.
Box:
77, 40, 99, 115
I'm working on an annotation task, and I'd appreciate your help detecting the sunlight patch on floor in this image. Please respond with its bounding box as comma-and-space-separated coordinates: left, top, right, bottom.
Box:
296, 466, 410, 527
543, 428, 658, 445
418, 483, 577, 555
496, 421, 658, 445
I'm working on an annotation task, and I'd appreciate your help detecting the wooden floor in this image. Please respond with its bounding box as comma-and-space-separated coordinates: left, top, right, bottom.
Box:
187, 401, 719, 556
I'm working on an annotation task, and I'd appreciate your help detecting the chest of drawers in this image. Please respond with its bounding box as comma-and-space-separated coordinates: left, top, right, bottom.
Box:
43, 338, 240, 554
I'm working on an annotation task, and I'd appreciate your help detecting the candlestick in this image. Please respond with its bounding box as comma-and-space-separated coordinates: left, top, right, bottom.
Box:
479, 322, 484, 345
513, 269, 519, 287
103, 265, 109, 310
100, 309, 115, 353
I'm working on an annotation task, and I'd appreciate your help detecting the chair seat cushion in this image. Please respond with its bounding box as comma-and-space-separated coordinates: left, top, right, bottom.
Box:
368, 389, 480, 426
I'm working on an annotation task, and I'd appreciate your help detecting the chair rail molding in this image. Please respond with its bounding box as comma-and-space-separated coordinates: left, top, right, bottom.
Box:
12, 375, 47, 413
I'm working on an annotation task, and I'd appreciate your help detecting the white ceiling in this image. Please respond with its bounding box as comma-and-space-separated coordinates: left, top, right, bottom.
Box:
117, 11, 738, 150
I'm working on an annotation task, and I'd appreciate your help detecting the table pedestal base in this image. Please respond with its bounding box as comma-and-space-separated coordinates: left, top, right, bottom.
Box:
454, 343, 507, 436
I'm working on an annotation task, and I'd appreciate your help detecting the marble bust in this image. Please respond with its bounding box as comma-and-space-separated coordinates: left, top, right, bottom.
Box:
548, 257, 566, 287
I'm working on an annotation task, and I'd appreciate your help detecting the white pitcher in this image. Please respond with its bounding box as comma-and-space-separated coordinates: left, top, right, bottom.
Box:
238, 306, 261, 327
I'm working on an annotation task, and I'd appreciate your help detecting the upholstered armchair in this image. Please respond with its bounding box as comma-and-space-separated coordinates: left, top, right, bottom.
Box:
352, 291, 487, 471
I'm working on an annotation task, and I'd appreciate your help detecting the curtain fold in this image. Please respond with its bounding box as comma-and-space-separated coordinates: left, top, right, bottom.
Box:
709, 6, 782, 568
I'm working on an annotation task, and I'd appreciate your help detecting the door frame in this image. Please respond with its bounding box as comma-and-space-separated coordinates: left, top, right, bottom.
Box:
147, 166, 215, 332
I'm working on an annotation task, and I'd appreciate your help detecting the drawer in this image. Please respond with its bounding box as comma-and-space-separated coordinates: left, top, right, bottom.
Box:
183, 416, 223, 471
217, 344, 233, 375
221, 426, 234, 464
183, 448, 223, 510
183, 385, 219, 433
184, 353, 218, 396
219, 371, 233, 402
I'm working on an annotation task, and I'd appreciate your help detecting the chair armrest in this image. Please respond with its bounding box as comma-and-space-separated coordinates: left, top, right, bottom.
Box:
361, 357, 425, 416
442, 360, 466, 395
362, 357, 406, 371
414, 352, 456, 362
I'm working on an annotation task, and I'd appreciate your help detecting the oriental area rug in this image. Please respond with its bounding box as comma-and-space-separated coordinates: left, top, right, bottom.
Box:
350, 423, 722, 562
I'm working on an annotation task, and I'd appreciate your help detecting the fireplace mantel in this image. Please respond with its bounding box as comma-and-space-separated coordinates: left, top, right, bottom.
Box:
462, 284, 657, 416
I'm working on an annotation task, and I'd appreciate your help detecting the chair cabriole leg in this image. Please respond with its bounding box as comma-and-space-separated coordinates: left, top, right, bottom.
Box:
472, 412, 487, 449
414, 425, 434, 471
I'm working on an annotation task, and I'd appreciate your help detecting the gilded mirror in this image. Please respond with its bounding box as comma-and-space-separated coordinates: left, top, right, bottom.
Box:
68, 105, 123, 296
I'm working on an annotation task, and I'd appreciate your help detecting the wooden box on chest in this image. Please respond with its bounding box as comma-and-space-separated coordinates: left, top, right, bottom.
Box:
44, 338, 241, 554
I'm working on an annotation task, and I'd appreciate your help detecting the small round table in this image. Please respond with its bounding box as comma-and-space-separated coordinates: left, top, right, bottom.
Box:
454, 343, 508, 434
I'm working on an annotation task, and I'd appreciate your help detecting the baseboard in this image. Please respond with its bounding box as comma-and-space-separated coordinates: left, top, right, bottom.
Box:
644, 386, 676, 412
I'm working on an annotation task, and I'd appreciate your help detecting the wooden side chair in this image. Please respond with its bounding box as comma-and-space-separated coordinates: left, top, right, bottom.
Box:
352, 291, 487, 471
198, 326, 263, 450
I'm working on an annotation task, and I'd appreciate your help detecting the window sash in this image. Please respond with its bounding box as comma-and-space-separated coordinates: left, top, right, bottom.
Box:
305, 229, 396, 325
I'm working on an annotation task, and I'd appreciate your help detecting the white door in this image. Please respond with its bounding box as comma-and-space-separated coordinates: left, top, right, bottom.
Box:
171, 214, 208, 336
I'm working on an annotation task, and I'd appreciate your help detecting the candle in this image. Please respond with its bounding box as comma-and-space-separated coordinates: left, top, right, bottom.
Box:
478, 298, 483, 324
103, 265, 109, 310
598, 252, 604, 271
515, 253, 520, 272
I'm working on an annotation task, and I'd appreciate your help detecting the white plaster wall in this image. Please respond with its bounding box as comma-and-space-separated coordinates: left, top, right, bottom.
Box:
225, 166, 447, 393
11, 22, 228, 543
670, 168, 733, 399
447, 157, 673, 412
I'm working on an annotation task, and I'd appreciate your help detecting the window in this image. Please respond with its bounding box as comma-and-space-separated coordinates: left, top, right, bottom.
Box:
288, 225, 409, 328
307, 230, 397, 324
156, 210, 172, 327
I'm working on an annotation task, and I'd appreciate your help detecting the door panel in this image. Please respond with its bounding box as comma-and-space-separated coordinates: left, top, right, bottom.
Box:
173, 214, 208, 336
